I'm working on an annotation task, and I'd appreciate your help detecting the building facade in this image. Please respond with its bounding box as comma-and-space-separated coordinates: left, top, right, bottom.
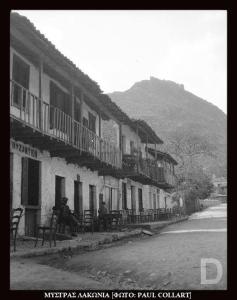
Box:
10, 13, 178, 236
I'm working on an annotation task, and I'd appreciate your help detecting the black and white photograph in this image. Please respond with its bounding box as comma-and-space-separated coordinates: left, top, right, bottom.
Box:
10, 10, 227, 292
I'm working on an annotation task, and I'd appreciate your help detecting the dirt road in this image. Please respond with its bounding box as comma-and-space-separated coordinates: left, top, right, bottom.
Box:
11, 204, 227, 290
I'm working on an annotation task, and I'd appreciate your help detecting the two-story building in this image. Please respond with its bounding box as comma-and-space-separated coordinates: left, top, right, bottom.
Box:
10, 12, 178, 236
99, 102, 178, 214
10, 12, 124, 235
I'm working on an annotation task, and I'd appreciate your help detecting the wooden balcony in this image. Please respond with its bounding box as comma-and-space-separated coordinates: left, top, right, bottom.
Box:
122, 154, 176, 188
10, 79, 122, 170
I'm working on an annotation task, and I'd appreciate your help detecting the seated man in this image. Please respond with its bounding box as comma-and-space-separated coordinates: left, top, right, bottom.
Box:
98, 201, 109, 231
58, 197, 79, 237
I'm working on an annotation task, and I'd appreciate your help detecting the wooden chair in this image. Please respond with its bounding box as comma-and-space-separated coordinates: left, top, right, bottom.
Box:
126, 209, 133, 224
84, 210, 94, 233
139, 210, 146, 223
147, 209, 154, 222
72, 211, 85, 234
10, 208, 23, 252
153, 209, 159, 221
110, 210, 122, 230
34, 210, 58, 248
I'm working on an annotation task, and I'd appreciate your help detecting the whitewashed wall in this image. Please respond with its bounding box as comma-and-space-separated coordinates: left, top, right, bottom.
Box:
121, 124, 144, 156
10, 139, 105, 235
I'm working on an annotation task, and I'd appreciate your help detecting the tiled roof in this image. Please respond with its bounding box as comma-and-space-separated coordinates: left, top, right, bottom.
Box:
132, 119, 163, 144
11, 12, 164, 145
10, 12, 102, 96
147, 147, 178, 165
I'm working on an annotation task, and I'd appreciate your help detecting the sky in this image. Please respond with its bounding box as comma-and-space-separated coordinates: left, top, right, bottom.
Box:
13, 10, 227, 114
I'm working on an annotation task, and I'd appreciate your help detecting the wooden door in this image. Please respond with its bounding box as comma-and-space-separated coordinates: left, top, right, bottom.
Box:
138, 188, 143, 212
122, 183, 127, 210
10, 153, 13, 211
89, 185, 97, 214
74, 181, 83, 215
131, 186, 136, 211
55, 175, 65, 208
21, 158, 41, 237
25, 208, 38, 237
153, 194, 157, 209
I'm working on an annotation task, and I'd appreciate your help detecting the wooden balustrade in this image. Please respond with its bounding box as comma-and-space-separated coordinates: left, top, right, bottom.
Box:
10, 79, 122, 169
123, 154, 176, 187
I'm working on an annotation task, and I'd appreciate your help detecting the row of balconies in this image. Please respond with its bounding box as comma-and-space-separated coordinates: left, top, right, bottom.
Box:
10, 79, 176, 188
122, 154, 176, 188
10, 79, 122, 169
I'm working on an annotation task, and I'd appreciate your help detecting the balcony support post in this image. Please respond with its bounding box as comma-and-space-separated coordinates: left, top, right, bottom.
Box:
80, 92, 84, 123
146, 134, 148, 159
70, 84, 75, 145
99, 113, 101, 138
79, 92, 84, 153
119, 123, 122, 151
38, 57, 43, 131
136, 122, 139, 173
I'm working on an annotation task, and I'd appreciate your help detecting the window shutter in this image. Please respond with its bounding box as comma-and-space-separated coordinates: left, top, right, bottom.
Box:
13, 55, 29, 89
21, 157, 29, 205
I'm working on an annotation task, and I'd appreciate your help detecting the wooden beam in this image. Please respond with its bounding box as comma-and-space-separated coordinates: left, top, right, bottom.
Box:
99, 111, 102, 138
119, 123, 122, 151
50, 150, 80, 157
39, 57, 43, 130
71, 84, 75, 143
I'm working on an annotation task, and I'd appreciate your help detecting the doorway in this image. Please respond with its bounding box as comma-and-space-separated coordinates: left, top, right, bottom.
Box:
157, 189, 160, 208
89, 185, 96, 214
131, 186, 136, 211
55, 175, 65, 209
10, 153, 13, 212
21, 157, 41, 237
74, 181, 83, 215
138, 188, 143, 212
153, 193, 157, 209
122, 182, 127, 210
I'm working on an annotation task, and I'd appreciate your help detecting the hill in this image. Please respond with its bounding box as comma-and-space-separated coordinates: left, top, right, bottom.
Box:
109, 77, 227, 177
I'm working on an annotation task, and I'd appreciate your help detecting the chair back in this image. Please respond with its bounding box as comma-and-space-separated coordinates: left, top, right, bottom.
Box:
50, 210, 59, 230
84, 210, 94, 223
11, 208, 23, 231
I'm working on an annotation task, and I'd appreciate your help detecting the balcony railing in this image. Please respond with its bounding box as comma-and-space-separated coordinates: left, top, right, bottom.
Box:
123, 154, 176, 187
10, 79, 122, 169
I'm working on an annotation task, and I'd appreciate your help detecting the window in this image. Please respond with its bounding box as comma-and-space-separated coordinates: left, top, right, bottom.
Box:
74, 99, 81, 122
122, 135, 126, 154
83, 117, 89, 128
50, 81, 71, 130
88, 112, 96, 133
12, 54, 30, 108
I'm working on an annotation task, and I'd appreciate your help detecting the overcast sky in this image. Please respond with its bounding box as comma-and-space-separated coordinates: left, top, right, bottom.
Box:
14, 10, 227, 114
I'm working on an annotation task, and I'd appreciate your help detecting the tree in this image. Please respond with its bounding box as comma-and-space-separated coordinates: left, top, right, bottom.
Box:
163, 130, 216, 213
